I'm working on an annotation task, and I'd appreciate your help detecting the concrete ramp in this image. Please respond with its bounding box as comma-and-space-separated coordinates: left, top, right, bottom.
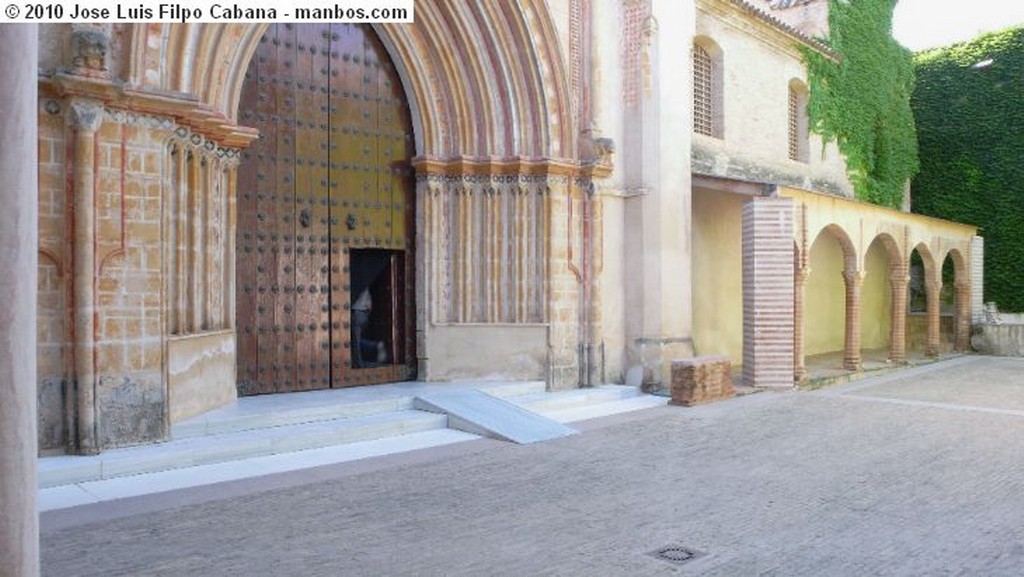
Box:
414, 390, 578, 444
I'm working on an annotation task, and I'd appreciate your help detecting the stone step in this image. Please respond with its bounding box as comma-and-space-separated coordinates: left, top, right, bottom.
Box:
39, 409, 448, 488
38, 428, 482, 512
540, 394, 669, 423
172, 381, 546, 440
508, 385, 644, 413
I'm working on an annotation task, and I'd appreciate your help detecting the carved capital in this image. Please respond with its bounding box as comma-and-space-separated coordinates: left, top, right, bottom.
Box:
67, 99, 104, 133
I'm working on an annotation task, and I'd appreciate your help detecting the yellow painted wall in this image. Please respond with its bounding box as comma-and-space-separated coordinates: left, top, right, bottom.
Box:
805, 232, 845, 355
692, 188, 744, 366
861, 241, 893, 350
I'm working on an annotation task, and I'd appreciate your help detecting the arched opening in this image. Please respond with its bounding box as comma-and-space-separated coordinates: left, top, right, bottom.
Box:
805, 226, 854, 364
234, 23, 416, 395
943, 249, 971, 352
906, 244, 937, 356
861, 236, 895, 361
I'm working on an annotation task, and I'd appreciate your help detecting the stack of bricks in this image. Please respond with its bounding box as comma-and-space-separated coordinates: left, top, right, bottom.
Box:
670, 356, 735, 407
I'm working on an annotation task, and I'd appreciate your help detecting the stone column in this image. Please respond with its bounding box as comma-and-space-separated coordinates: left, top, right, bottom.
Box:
793, 265, 809, 383
0, 23, 40, 577
622, 0, 698, 392
843, 269, 863, 371
926, 279, 941, 357
954, 280, 971, 352
888, 266, 909, 364
69, 99, 104, 454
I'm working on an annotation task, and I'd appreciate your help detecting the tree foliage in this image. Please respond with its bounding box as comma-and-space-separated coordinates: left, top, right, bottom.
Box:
912, 27, 1024, 311
801, 0, 919, 208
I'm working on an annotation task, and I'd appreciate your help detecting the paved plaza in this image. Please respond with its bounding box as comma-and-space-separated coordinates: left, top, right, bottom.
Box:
41, 356, 1024, 576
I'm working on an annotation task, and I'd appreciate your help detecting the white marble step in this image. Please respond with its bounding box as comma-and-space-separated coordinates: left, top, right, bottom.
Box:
508, 385, 645, 413
39, 409, 447, 488
39, 428, 480, 512
540, 394, 668, 423
172, 380, 546, 440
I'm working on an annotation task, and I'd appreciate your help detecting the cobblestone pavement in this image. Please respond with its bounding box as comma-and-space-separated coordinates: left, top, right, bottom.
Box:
41, 356, 1024, 576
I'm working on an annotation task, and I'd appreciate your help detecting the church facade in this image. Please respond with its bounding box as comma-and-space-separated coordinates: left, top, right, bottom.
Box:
25, 0, 982, 454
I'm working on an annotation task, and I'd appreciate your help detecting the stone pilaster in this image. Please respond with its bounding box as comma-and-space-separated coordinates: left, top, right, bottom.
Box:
742, 197, 795, 388
69, 98, 104, 454
889, 266, 909, 364
926, 280, 942, 357
843, 270, 864, 371
622, 0, 698, 392
0, 23, 40, 577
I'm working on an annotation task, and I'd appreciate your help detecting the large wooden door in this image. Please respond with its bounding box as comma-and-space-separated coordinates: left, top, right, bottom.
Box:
236, 23, 415, 395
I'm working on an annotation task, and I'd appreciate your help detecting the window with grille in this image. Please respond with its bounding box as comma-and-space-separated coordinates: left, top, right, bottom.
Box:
693, 44, 714, 136
788, 82, 809, 162
788, 87, 800, 160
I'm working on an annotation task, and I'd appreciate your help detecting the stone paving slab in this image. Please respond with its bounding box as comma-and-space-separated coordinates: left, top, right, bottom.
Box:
41, 356, 1024, 576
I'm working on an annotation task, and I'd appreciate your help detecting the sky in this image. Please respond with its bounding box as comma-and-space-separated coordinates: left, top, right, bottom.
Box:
892, 0, 1024, 52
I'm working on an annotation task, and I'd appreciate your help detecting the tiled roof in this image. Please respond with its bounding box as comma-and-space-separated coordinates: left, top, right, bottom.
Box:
728, 0, 836, 58
766, 0, 816, 9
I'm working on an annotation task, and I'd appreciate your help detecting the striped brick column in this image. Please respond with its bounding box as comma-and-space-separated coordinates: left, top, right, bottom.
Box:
970, 236, 984, 323
742, 197, 794, 388
843, 270, 864, 371
888, 266, 909, 364
926, 280, 941, 357
793, 265, 809, 383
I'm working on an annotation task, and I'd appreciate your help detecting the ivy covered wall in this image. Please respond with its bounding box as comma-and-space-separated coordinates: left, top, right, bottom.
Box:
911, 27, 1024, 311
802, 0, 919, 208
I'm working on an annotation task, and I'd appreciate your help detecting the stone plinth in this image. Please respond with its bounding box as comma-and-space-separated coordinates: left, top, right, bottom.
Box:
670, 356, 734, 407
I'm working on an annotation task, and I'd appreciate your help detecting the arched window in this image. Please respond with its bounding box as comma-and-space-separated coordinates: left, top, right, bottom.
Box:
693, 39, 723, 138
788, 80, 809, 162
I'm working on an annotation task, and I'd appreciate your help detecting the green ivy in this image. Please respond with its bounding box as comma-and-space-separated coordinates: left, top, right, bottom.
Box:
801, 0, 919, 208
911, 27, 1024, 311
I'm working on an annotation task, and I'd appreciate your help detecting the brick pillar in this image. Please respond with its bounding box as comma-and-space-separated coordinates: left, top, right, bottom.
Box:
742, 197, 795, 388
970, 236, 984, 324
69, 99, 105, 454
842, 270, 863, 371
888, 266, 909, 364
793, 265, 809, 383
0, 23, 40, 577
955, 280, 971, 352
926, 280, 941, 357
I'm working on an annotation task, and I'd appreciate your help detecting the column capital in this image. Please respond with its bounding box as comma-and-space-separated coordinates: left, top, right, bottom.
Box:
843, 269, 864, 286
67, 99, 104, 133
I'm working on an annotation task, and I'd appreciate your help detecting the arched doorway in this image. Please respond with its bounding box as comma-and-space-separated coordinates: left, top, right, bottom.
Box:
235, 23, 415, 395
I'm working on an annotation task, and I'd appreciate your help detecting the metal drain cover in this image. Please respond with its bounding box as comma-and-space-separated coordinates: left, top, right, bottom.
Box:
649, 544, 705, 566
